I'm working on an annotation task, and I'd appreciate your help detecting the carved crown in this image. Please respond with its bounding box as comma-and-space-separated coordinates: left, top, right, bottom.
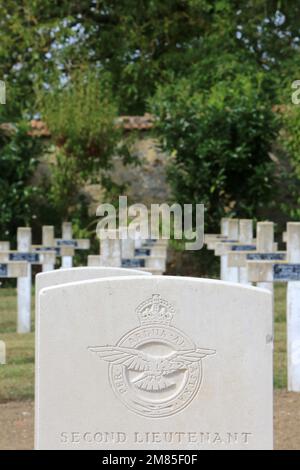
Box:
136, 294, 175, 326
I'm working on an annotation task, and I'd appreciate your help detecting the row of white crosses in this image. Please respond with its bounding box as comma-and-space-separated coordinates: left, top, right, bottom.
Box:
33, 223, 90, 270
0, 228, 56, 334
247, 222, 300, 392
88, 228, 168, 275
0, 222, 90, 334
205, 219, 278, 288
206, 218, 300, 392
205, 218, 255, 283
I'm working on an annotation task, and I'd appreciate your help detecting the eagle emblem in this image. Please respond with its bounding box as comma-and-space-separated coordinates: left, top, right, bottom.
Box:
88, 294, 216, 418
88, 346, 215, 392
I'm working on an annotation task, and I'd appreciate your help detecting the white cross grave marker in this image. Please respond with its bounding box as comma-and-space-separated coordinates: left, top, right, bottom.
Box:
55, 222, 90, 269
2, 227, 56, 333
88, 230, 122, 268
88, 230, 168, 275
227, 221, 280, 287
122, 236, 167, 275
17, 228, 32, 334
221, 218, 239, 282
204, 218, 239, 281
247, 222, 300, 392
256, 222, 276, 294
41, 226, 56, 272
238, 219, 254, 285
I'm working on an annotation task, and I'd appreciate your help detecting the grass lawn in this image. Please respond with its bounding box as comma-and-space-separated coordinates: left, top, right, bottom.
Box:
0, 287, 35, 402
0, 283, 287, 402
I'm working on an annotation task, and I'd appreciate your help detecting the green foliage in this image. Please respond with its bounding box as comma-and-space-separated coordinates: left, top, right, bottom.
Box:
1, 1, 300, 230
280, 102, 300, 219
38, 71, 119, 174
284, 108, 300, 180
151, 72, 280, 229
37, 70, 121, 218
2, 1, 300, 116
0, 123, 42, 240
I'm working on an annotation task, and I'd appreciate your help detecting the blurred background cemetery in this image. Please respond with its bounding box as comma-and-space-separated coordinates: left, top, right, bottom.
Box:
1, 1, 300, 449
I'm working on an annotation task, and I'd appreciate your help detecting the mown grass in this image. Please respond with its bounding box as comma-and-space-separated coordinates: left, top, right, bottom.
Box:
0, 287, 35, 402
274, 283, 287, 389
0, 283, 288, 402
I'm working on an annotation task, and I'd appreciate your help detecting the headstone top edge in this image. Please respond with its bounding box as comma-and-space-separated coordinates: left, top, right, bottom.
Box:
38, 274, 273, 297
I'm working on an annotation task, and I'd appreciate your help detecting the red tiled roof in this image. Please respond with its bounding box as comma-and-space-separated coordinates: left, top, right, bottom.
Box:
26, 114, 155, 137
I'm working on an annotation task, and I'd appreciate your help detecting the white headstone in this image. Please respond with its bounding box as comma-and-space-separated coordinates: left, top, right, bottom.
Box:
36, 276, 273, 450
35, 267, 152, 374
36, 267, 151, 323
36, 267, 151, 297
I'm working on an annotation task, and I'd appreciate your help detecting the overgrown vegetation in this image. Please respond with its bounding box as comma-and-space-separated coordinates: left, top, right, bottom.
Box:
151, 73, 280, 229
37, 70, 123, 219
1, 2, 300, 231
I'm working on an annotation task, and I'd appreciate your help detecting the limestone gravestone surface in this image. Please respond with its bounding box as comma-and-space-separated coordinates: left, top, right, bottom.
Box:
36, 276, 273, 450
36, 267, 151, 297
35, 267, 152, 382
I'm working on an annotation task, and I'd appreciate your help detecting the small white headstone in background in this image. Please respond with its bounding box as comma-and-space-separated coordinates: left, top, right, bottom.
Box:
0, 340, 5, 365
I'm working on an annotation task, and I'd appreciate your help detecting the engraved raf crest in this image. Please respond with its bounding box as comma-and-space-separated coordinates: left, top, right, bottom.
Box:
88, 294, 216, 418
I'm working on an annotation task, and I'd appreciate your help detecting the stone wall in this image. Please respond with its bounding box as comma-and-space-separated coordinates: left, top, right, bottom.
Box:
87, 135, 171, 214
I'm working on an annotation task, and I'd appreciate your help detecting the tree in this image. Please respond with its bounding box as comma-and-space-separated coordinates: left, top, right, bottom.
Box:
280, 103, 300, 220
0, 122, 42, 239
37, 69, 123, 219
2, 1, 300, 117
0, 0, 299, 232
150, 71, 280, 229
